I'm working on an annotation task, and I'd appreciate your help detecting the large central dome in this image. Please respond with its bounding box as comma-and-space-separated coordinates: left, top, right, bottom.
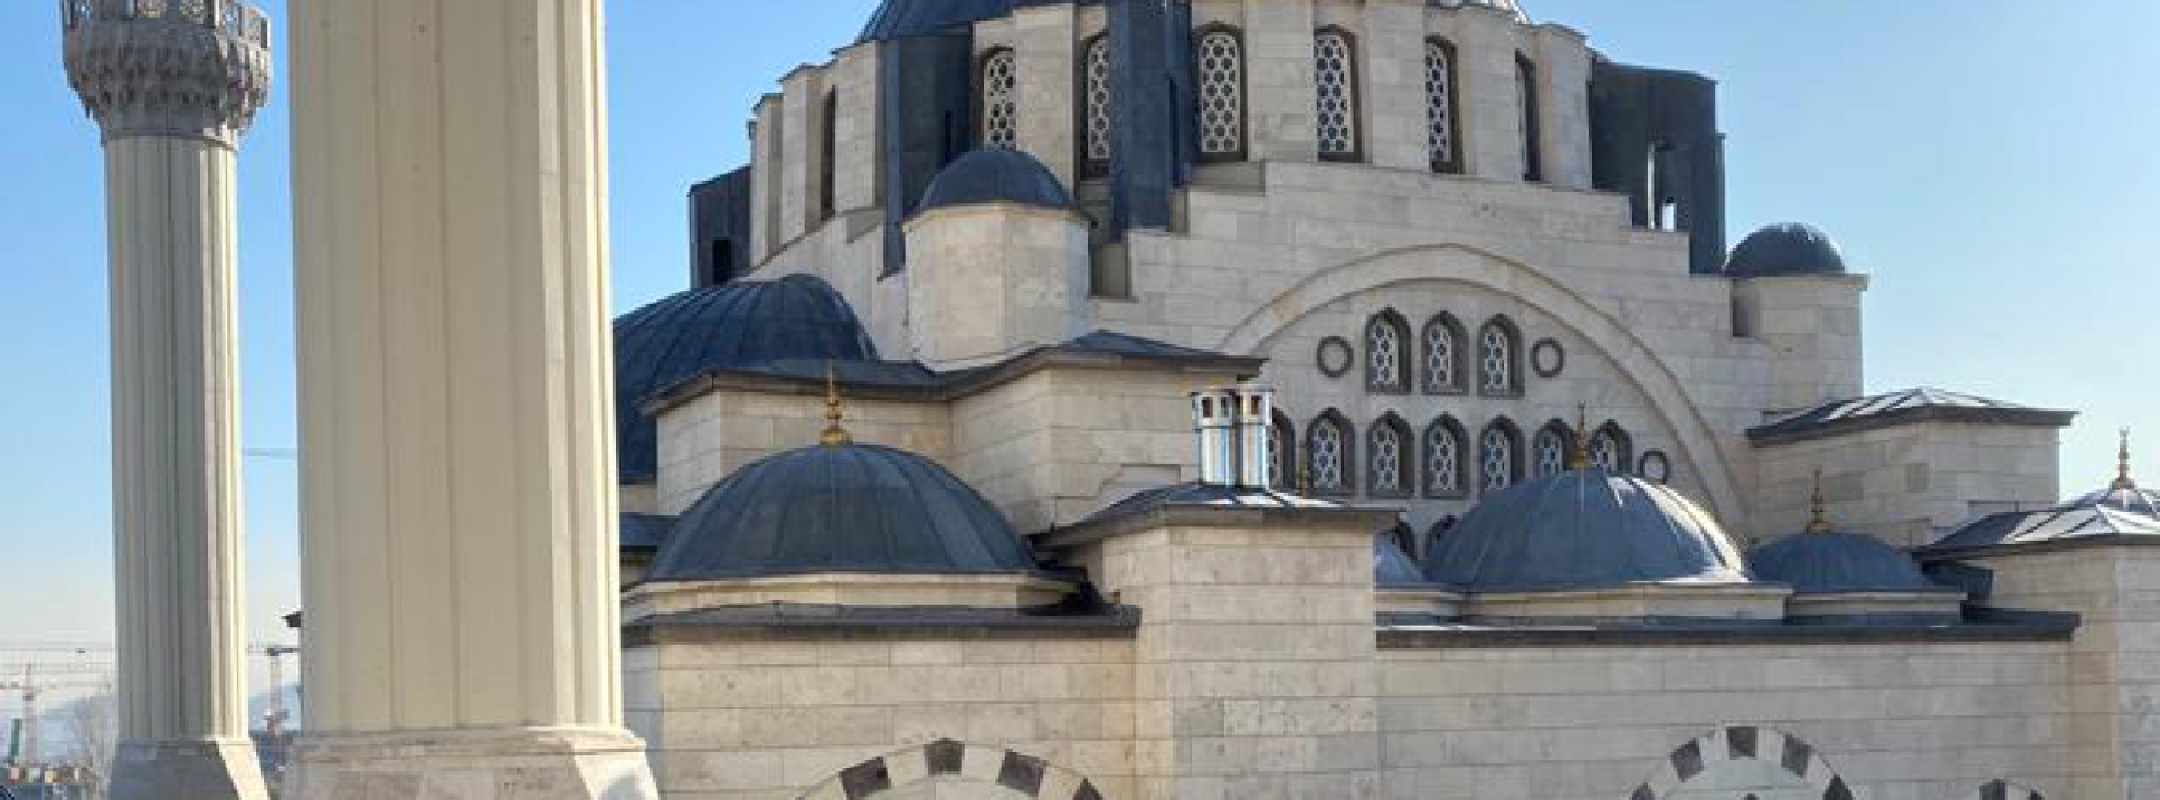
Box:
1423, 468, 1751, 592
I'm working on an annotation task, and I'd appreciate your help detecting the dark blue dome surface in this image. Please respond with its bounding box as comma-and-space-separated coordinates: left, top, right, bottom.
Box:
1423, 469, 1751, 592
613, 275, 877, 482
645, 444, 1037, 581
1726, 223, 1848, 278
859, 0, 1100, 42
1748, 531, 1944, 595
919, 149, 1075, 213
1376, 534, 1430, 587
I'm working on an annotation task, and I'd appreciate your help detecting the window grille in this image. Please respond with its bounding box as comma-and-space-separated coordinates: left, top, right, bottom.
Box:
1315, 30, 1358, 158
1084, 36, 1113, 164
1425, 39, 1460, 172
1196, 31, 1245, 158
982, 49, 1020, 149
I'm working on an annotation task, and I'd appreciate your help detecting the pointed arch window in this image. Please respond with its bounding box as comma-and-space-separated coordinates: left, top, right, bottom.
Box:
1271, 410, 1298, 492
1589, 422, 1633, 474
1366, 311, 1411, 393
1421, 313, 1467, 395
1478, 317, 1523, 397
1195, 26, 1247, 162
1306, 411, 1354, 496
1516, 53, 1542, 182
980, 48, 1020, 150
1314, 27, 1361, 161
1532, 421, 1574, 478
1424, 416, 1469, 499
1425, 38, 1462, 173
1081, 34, 1114, 176
1369, 414, 1414, 498
1480, 419, 1523, 495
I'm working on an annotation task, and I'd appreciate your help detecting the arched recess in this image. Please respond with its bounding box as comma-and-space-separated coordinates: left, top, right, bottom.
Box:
1631, 727, 1854, 800
792, 739, 1103, 800
1956, 779, 2047, 800
1215, 243, 1745, 521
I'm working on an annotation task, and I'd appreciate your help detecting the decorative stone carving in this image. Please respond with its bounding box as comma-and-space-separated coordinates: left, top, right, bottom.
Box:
62, 0, 272, 144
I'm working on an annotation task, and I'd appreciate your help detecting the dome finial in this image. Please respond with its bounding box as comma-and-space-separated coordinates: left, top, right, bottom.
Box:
2117, 427, 2138, 491
1568, 404, 1592, 469
1807, 468, 1834, 534
820, 362, 852, 447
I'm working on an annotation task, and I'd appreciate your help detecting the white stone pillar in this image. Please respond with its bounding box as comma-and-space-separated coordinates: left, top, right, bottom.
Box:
284, 0, 658, 796
61, 1, 273, 797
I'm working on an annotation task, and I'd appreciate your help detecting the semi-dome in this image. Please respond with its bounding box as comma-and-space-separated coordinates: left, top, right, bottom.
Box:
1422, 468, 1751, 592
613, 275, 877, 482
918, 149, 1075, 214
644, 443, 1037, 582
1726, 222, 1848, 278
1748, 531, 1943, 595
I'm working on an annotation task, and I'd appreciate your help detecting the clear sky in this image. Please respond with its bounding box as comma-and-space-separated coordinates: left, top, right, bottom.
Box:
0, 0, 2153, 673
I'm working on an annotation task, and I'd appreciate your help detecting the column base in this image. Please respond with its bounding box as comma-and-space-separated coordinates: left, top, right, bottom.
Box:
108, 737, 270, 800
286, 726, 657, 800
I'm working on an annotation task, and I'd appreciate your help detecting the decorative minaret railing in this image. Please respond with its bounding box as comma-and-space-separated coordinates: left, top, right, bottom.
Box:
60, 0, 271, 798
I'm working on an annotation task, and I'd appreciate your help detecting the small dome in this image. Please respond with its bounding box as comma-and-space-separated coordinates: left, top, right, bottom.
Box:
613, 275, 877, 482
1432, 0, 1529, 21
1376, 533, 1430, 587
1726, 223, 1848, 278
1748, 531, 1944, 595
919, 149, 1075, 213
645, 443, 1037, 581
2070, 485, 2160, 517
1423, 469, 1752, 592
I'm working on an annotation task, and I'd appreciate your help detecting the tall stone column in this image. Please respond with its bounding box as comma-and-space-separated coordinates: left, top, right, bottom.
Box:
61, 2, 273, 798
283, 0, 658, 797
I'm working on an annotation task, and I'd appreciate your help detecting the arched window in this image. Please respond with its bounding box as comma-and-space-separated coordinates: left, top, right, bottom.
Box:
980, 48, 1020, 150
1479, 419, 1523, 495
1425, 38, 1462, 173
1369, 414, 1414, 498
1314, 27, 1361, 162
1424, 416, 1469, 499
1532, 421, 1574, 478
818, 88, 838, 222
1477, 317, 1522, 396
1306, 411, 1355, 496
1421, 313, 1466, 395
1080, 33, 1113, 176
1194, 26, 1247, 162
1589, 422, 1633, 474
1365, 310, 1411, 392
1271, 410, 1298, 492
1516, 53, 1542, 182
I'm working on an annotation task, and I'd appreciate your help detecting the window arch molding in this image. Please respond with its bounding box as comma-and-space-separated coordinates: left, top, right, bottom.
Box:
1365, 309, 1412, 393
1367, 412, 1415, 499
1478, 417, 1524, 496
1270, 408, 1298, 492
976, 46, 1020, 150
1476, 315, 1525, 397
1420, 312, 1468, 395
1192, 23, 1249, 163
1076, 31, 1114, 178
1305, 409, 1356, 497
1589, 421, 1634, 475
1424, 36, 1464, 174
1313, 25, 1363, 163
1531, 419, 1576, 478
1423, 415, 1470, 499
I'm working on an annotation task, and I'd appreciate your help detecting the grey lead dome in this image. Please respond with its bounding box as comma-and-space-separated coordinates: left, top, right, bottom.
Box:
918, 149, 1077, 214
1747, 531, 1946, 595
644, 443, 1039, 582
1423, 468, 1752, 592
1726, 222, 1849, 278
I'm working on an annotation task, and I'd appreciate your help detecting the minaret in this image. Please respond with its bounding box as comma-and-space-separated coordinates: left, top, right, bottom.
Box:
60, 1, 271, 798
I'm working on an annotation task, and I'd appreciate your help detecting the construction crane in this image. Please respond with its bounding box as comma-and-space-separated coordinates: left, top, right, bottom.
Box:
0, 666, 111, 769
254, 645, 300, 735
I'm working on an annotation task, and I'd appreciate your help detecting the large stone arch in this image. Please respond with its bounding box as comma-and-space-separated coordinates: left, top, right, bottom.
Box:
1630, 726, 1853, 800
793, 739, 1103, 800
1955, 780, 2045, 800
1218, 243, 1745, 521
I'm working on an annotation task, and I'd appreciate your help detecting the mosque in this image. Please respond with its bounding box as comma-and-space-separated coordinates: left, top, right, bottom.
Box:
607, 1, 2160, 798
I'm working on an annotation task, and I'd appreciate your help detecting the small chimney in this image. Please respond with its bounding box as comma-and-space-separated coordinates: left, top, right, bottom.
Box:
1235, 383, 1276, 490
1191, 388, 1239, 486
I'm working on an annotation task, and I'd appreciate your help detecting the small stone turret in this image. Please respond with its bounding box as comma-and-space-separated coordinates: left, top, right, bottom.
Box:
62, 0, 272, 144
905, 149, 1090, 368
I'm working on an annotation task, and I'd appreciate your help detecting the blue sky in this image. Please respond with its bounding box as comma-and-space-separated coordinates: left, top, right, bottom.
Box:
0, 0, 2153, 657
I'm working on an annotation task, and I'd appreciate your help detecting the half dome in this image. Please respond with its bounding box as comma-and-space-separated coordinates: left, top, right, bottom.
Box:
919, 149, 1076, 214
1748, 531, 1943, 595
1423, 468, 1751, 592
1726, 222, 1848, 278
644, 443, 1037, 582
613, 275, 877, 482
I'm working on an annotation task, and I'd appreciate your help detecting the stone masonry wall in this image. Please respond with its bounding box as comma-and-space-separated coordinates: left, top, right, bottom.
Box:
1752, 423, 2062, 549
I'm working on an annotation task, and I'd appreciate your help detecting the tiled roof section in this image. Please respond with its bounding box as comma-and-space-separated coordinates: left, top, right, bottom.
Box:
1084, 482, 1343, 526
1748, 388, 2076, 445
1919, 504, 2160, 558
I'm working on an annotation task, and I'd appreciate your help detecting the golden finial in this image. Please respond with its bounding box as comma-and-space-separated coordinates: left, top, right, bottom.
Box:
1806, 468, 1833, 534
1568, 404, 1592, 470
820, 362, 852, 446
2116, 427, 2138, 491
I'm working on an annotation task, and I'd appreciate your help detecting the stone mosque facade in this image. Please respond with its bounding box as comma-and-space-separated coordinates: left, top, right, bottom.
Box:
51, 0, 2160, 799
613, 1, 2160, 799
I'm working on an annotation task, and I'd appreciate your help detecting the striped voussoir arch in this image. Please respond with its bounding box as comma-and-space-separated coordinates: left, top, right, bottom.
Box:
1961, 779, 2044, 800
1630, 726, 1853, 800
795, 739, 1103, 800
